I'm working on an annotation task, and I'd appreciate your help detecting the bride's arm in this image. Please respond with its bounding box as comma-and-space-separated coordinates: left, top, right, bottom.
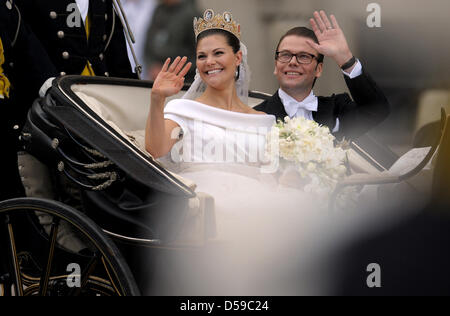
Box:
145, 94, 180, 158
145, 57, 192, 158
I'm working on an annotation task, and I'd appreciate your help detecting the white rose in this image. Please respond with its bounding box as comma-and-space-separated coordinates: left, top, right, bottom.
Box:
307, 162, 316, 172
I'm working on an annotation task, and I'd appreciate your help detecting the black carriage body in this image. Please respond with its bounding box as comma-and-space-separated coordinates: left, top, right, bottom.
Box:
21, 76, 198, 244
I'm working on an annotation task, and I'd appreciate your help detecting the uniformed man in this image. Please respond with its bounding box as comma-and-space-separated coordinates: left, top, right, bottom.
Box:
0, 0, 57, 200
16, 0, 136, 79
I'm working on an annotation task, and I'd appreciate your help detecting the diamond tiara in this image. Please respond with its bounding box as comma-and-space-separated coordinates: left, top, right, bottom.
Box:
193, 9, 241, 40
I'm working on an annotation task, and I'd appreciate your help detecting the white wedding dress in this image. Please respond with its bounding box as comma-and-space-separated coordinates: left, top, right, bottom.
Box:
159, 99, 324, 241
152, 98, 344, 295
150, 98, 433, 295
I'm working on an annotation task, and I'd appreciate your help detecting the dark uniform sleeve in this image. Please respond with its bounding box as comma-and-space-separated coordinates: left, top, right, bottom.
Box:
0, 0, 57, 200
14, 22, 58, 96
6, 2, 57, 111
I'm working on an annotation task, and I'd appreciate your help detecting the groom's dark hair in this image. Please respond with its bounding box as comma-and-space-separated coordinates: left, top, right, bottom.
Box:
276, 27, 324, 64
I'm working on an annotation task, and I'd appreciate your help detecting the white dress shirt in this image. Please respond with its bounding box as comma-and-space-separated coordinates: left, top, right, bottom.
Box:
343, 59, 363, 79
279, 59, 363, 133
75, 0, 89, 22
279, 89, 317, 121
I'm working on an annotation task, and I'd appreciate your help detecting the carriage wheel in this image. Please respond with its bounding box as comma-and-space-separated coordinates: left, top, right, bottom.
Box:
0, 198, 140, 296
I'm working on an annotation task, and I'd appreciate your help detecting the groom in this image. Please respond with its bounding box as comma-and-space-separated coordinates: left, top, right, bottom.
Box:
255, 11, 390, 141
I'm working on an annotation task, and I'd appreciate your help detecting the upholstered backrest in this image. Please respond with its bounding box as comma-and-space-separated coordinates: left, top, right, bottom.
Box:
71, 84, 151, 132
71, 83, 266, 133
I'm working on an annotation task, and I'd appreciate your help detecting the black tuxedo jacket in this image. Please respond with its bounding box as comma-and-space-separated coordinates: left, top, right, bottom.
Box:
254, 67, 390, 140
16, 0, 135, 79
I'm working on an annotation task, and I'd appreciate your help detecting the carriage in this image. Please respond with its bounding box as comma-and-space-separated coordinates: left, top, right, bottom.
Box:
1, 75, 445, 296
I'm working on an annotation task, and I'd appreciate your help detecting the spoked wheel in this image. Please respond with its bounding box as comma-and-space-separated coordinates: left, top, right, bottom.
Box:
0, 198, 140, 296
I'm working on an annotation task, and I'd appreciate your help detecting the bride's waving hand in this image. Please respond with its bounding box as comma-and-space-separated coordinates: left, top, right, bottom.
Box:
152, 57, 192, 98
145, 57, 192, 158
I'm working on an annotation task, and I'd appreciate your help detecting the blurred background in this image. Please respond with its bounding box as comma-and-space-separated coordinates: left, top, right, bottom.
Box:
123, 0, 450, 157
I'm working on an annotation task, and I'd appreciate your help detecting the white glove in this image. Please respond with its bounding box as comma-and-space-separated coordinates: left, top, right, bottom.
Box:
39, 77, 56, 98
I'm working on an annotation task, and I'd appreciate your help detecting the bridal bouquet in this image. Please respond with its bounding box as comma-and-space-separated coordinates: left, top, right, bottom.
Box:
265, 116, 349, 195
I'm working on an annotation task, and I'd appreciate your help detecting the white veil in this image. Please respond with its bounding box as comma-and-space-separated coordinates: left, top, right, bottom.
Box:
182, 42, 251, 105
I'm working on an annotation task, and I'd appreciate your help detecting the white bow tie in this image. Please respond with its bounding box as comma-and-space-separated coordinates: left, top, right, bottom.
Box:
279, 90, 318, 118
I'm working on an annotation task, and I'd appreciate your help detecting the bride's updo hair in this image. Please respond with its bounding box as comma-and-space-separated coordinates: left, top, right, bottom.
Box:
196, 29, 241, 54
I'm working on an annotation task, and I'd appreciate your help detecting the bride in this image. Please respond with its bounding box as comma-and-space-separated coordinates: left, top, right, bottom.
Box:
144, 10, 325, 242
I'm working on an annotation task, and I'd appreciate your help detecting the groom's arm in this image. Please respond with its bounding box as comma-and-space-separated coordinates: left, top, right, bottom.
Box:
333, 63, 390, 140
307, 11, 390, 139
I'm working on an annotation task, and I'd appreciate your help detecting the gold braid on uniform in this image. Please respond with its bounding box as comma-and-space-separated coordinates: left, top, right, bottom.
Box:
81, 9, 95, 76
0, 37, 11, 98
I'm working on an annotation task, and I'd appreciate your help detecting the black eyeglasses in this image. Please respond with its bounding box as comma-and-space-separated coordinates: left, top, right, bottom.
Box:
275, 51, 318, 64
